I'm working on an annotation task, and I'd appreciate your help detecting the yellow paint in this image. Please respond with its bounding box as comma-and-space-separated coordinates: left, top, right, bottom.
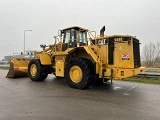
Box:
39, 54, 51, 65
69, 65, 82, 83
55, 61, 64, 77
30, 64, 37, 76
92, 36, 146, 80
84, 46, 98, 62
97, 45, 108, 64
99, 67, 146, 79
113, 67, 146, 79
6, 58, 30, 78
103, 69, 111, 77
114, 42, 134, 68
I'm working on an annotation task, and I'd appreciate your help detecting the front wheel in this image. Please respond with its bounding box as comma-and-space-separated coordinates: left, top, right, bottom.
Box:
28, 59, 48, 81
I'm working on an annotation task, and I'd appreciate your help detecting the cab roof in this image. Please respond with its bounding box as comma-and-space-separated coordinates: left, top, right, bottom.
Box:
61, 26, 88, 31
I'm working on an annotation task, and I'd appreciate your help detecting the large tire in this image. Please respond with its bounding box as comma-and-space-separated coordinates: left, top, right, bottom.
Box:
28, 59, 48, 81
65, 58, 92, 89
41, 74, 48, 80
82, 58, 96, 86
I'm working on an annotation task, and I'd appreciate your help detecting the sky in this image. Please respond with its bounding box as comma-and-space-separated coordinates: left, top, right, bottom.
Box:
0, 0, 160, 59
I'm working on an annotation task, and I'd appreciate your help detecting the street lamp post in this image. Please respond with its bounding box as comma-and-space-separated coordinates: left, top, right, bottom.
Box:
24, 30, 32, 55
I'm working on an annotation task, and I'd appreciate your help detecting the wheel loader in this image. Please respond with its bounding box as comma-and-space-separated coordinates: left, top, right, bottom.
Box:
7, 26, 146, 89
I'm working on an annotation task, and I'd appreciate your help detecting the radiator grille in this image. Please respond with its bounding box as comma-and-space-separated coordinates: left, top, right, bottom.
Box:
133, 38, 141, 68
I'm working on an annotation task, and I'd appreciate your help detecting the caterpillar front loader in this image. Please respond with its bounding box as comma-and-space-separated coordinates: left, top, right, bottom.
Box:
7, 26, 146, 89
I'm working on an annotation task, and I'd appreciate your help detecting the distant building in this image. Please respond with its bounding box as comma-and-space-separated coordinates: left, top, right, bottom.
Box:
4, 50, 34, 63
0, 59, 7, 64
4, 56, 12, 63
4, 55, 24, 63
26, 50, 34, 58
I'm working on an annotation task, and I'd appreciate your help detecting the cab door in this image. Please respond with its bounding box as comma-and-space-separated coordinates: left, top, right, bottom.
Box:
62, 30, 70, 51
62, 29, 77, 51
69, 29, 77, 48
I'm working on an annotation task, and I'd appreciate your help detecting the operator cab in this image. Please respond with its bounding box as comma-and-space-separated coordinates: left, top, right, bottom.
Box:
61, 26, 88, 51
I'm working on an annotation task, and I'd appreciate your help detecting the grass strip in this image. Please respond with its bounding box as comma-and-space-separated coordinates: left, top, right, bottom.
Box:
123, 77, 160, 84
0, 67, 9, 70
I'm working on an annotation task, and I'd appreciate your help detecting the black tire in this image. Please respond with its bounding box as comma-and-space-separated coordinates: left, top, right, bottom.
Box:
41, 74, 48, 80
82, 58, 96, 86
28, 59, 48, 81
65, 58, 91, 89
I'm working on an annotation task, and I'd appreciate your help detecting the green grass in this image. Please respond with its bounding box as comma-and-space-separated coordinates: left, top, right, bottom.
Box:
123, 77, 160, 84
0, 67, 9, 70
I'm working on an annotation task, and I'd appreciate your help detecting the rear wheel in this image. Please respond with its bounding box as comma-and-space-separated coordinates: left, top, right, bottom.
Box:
65, 58, 91, 89
28, 59, 48, 81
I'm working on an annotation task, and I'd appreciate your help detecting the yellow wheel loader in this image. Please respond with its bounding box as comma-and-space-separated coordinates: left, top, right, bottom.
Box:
7, 26, 146, 89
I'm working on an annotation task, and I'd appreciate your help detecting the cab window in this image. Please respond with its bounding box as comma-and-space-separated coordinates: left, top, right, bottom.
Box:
79, 31, 87, 44
63, 30, 70, 43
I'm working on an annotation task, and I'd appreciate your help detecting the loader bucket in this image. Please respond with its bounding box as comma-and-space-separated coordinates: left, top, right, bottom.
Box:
6, 58, 31, 78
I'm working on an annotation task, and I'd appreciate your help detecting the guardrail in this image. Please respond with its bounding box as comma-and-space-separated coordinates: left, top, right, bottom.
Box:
0, 64, 9, 68
136, 72, 160, 78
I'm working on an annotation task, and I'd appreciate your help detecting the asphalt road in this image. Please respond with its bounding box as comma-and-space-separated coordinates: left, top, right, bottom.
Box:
0, 70, 160, 120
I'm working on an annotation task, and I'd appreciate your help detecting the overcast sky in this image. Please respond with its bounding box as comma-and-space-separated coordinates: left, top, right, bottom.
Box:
0, 0, 160, 59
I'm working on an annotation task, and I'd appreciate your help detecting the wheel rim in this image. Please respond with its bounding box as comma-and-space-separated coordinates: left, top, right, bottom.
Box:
30, 64, 37, 76
69, 65, 83, 83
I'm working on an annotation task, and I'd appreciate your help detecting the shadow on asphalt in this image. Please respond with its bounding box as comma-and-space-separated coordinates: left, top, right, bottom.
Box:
49, 76, 115, 92
5, 75, 116, 93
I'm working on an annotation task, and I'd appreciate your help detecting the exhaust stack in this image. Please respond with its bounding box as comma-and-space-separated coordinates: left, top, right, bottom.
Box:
100, 26, 105, 37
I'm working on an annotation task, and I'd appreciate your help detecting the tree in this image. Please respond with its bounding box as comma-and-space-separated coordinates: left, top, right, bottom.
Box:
142, 42, 160, 67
